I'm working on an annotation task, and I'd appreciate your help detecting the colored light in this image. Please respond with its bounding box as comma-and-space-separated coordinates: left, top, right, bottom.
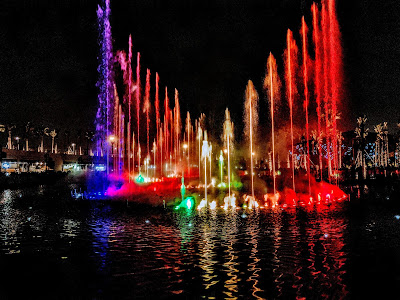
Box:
135, 174, 145, 184
177, 196, 195, 210
209, 200, 217, 210
197, 199, 207, 210
186, 198, 192, 209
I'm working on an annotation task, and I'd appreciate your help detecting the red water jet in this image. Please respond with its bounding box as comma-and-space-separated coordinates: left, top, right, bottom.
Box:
284, 29, 299, 192
301, 16, 311, 196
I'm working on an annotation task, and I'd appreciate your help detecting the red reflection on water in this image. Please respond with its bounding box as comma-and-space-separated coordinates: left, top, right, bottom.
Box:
266, 175, 347, 209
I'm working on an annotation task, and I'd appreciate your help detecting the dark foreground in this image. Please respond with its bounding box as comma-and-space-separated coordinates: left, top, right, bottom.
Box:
1, 186, 400, 299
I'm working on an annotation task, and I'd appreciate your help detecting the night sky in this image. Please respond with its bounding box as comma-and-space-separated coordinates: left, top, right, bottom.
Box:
0, 0, 399, 138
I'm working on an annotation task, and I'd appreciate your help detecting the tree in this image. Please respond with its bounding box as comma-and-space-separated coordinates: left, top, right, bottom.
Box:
85, 131, 94, 155
23, 122, 34, 151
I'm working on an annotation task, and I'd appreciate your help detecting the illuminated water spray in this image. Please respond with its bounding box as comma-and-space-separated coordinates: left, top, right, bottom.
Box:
321, 2, 332, 179
196, 114, 205, 183
264, 53, 281, 195
219, 150, 224, 186
144, 69, 151, 172
312, 3, 323, 180
284, 29, 298, 192
301, 17, 311, 196
95, 0, 113, 174
223, 108, 234, 197
328, 0, 342, 184
202, 132, 211, 203
164, 87, 170, 174
244, 81, 259, 199
174, 89, 181, 175
136, 52, 141, 174
155, 73, 160, 175
128, 35, 133, 178
185, 112, 192, 177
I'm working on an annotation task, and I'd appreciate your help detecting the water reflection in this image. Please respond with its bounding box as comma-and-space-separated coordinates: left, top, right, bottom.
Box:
198, 211, 219, 292
246, 211, 263, 299
222, 210, 239, 299
4, 186, 400, 299
0, 190, 21, 254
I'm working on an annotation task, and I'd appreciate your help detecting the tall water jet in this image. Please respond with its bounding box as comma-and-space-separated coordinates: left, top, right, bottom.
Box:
301, 17, 311, 196
185, 112, 192, 177
155, 73, 160, 174
284, 29, 298, 192
312, 3, 323, 180
328, 0, 343, 183
152, 139, 156, 176
202, 132, 211, 203
112, 84, 120, 174
95, 0, 113, 175
244, 80, 259, 199
115, 51, 127, 173
136, 52, 141, 174
223, 108, 234, 197
196, 114, 206, 183
128, 35, 133, 178
174, 89, 181, 174
264, 53, 281, 195
164, 87, 169, 173
219, 150, 224, 186
159, 126, 163, 176
144, 69, 151, 166
170, 107, 173, 173
321, 2, 332, 180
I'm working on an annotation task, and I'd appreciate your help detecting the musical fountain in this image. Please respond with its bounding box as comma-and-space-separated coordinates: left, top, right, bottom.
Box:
90, 0, 347, 210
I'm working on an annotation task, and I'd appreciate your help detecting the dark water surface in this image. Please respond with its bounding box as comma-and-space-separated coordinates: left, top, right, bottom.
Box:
1, 187, 400, 299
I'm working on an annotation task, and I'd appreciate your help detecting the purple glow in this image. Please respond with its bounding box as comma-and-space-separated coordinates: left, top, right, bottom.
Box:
95, 0, 114, 171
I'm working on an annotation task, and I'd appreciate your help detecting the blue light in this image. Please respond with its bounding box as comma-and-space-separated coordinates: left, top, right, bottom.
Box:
95, 165, 106, 171
2, 162, 10, 169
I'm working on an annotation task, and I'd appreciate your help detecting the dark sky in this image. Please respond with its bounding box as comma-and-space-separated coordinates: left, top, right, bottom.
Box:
0, 0, 399, 137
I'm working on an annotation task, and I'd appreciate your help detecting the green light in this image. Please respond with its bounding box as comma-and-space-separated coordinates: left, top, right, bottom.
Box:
135, 174, 145, 184
181, 177, 186, 200
176, 196, 195, 210
232, 181, 243, 189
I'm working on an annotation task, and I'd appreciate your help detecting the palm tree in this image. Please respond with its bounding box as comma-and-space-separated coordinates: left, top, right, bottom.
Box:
35, 126, 47, 152
23, 122, 34, 151
85, 131, 94, 155
64, 130, 70, 153
7, 124, 16, 149
77, 128, 83, 155
50, 130, 57, 153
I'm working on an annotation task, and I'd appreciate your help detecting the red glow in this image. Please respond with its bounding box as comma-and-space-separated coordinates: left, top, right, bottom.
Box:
271, 175, 347, 208
312, 3, 323, 179
155, 73, 160, 175
136, 52, 141, 174
284, 29, 299, 193
144, 69, 151, 159
301, 16, 311, 197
